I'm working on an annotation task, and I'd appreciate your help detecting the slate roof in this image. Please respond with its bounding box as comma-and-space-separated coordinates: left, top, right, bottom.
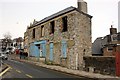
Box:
28, 6, 92, 29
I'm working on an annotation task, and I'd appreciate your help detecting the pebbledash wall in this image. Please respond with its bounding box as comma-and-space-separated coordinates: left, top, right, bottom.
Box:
24, 1, 92, 70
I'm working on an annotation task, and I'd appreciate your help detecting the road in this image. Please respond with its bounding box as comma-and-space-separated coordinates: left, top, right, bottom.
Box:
2, 59, 82, 79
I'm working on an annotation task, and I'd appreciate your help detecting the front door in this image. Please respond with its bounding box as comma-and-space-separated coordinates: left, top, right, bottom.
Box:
30, 43, 39, 57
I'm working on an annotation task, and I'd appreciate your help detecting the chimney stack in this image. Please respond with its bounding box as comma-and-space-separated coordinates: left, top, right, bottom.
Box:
110, 25, 117, 35
77, 0, 88, 13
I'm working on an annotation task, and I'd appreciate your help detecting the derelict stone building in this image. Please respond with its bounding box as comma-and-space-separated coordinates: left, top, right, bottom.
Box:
24, 0, 92, 70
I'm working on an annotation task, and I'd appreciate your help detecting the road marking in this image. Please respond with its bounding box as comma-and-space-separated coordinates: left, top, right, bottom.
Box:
4, 64, 12, 68
25, 74, 33, 78
16, 70, 21, 73
0, 66, 11, 77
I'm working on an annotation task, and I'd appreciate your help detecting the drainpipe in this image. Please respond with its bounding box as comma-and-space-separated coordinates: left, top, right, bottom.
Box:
37, 51, 40, 62
37, 44, 40, 62
76, 53, 78, 70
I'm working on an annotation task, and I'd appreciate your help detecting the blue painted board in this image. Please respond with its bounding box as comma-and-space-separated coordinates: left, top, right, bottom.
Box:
61, 40, 67, 58
49, 43, 53, 61
29, 43, 39, 57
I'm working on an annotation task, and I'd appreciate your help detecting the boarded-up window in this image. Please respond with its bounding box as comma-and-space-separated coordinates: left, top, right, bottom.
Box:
61, 40, 67, 58
62, 16, 67, 32
33, 28, 35, 38
50, 21, 55, 34
41, 25, 44, 37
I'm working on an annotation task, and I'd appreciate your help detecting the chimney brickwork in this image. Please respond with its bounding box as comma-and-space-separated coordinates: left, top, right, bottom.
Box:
77, 0, 88, 13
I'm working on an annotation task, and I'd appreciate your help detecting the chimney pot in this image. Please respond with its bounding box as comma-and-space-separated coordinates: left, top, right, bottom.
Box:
110, 26, 117, 35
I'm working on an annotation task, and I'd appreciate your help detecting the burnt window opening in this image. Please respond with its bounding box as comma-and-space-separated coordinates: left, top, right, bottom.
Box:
50, 21, 55, 34
33, 28, 35, 38
62, 16, 68, 32
41, 25, 44, 37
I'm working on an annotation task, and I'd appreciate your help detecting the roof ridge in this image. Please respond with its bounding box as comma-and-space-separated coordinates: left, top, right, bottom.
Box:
29, 6, 92, 29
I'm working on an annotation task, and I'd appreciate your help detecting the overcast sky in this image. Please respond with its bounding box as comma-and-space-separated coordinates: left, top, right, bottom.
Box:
0, 0, 119, 42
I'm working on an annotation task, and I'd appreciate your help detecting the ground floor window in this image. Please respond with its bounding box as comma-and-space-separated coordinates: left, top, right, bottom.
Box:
61, 40, 67, 58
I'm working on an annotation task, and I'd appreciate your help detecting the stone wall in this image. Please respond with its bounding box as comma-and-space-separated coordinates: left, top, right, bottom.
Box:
83, 56, 116, 76
46, 43, 50, 63
28, 57, 45, 63
24, 31, 29, 54
53, 42, 61, 65
72, 11, 92, 70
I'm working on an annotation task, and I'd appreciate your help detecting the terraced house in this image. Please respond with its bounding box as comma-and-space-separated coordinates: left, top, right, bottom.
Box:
24, 0, 92, 70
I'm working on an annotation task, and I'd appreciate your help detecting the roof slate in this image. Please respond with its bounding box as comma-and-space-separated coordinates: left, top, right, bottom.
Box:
29, 6, 92, 29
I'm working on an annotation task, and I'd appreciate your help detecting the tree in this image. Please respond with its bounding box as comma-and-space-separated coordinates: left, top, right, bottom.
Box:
2, 32, 12, 50
3, 32, 12, 39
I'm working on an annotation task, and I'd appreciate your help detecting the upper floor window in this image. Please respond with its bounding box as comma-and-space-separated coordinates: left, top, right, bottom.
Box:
41, 25, 44, 37
107, 46, 113, 52
111, 34, 118, 41
50, 21, 55, 34
33, 28, 35, 38
62, 16, 67, 32
118, 34, 120, 41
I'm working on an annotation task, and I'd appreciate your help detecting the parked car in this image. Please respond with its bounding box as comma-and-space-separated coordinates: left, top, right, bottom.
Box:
6, 50, 10, 54
0, 51, 8, 60
1, 53, 8, 60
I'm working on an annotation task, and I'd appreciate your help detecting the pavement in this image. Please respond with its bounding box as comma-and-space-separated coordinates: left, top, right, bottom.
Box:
11, 55, 120, 79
